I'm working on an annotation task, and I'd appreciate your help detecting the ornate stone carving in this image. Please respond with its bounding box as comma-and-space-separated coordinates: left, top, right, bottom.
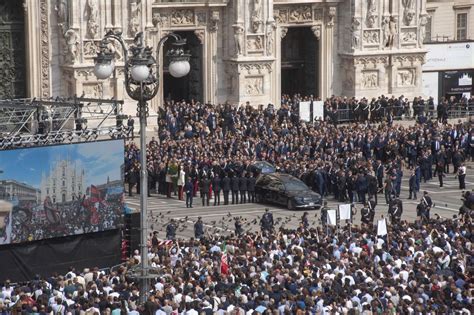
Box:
233, 24, 244, 56
351, 18, 361, 49
83, 41, 99, 57
55, 0, 68, 35
363, 30, 379, 44
40, 0, 50, 97
419, 15, 428, 46
402, 0, 416, 26
366, 0, 377, 28
85, 0, 99, 39
313, 9, 323, 21
362, 71, 378, 88
171, 9, 194, 25
152, 12, 162, 27
247, 36, 264, 51
280, 27, 288, 39
327, 6, 336, 26
382, 16, 397, 48
64, 29, 78, 63
274, 9, 288, 24
196, 12, 207, 25
401, 29, 417, 43
107, 40, 123, 60
266, 22, 276, 56
129, 1, 140, 37
394, 54, 424, 65
289, 6, 312, 23
398, 68, 415, 86
83, 83, 104, 98
239, 63, 272, 74
194, 29, 205, 44
311, 25, 321, 40
355, 56, 388, 69
244, 77, 263, 95
209, 10, 220, 32
251, 0, 263, 33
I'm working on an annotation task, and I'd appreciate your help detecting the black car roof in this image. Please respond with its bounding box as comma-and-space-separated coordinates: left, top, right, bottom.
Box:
263, 173, 299, 182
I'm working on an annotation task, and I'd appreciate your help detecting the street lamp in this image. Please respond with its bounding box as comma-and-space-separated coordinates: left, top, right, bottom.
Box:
93, 30, 190, 304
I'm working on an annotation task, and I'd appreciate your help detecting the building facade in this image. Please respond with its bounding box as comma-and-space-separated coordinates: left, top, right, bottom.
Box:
0, 180, 40, 203
40, 159, 86, 203
1, 0, 438, 109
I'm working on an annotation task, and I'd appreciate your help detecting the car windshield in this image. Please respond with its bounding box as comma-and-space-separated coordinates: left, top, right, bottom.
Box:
284, 178, 308, 191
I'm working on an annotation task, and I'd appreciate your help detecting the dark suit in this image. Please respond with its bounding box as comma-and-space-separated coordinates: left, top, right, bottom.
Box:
200, 178, 211, 206
221, 176, 231, 205
239, 175, 248, 203
212, 176, 221, 206
408, 174, 417, 199
247, 176, 256, 203
185, 180, 194, 208
231, 176, 240, 204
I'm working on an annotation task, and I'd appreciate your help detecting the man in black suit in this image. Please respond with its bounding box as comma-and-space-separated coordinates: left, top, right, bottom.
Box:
408, 169, 417, 199
239, 173, 248, 204
127, 166, 139, 197
127, 115, 135, 139
200, 176, 211, 206
212, 175, 221, 206
247, 173, 256, 203
231, 173, 240, 204
221, 173, 231, 205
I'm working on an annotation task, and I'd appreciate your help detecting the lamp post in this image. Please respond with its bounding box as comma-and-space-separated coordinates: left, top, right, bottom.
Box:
93, 30, 190, 304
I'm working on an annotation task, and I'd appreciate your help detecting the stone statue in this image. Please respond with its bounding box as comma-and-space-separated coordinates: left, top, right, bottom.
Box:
386, 16, 397, 48
56, 0, 68, 34
85, 0, 99, 39
351, 17, 360, 49
251, 0, 263, 33
402, 0, 415, 26
233, 25, 244, 56
266, 23, 275, 55
382, 16, 390, 48
366, 0, 377, 28
129, 1, 140, 37
419, 15, 428, 45
64, 29, 78, 63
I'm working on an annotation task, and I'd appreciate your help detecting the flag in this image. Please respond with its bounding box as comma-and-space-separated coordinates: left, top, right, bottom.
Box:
90, 185, 102, 203
377, 218, 388, 236
339, 204, 352, 221
221, 242, 229, 275
327, 209, 337, 226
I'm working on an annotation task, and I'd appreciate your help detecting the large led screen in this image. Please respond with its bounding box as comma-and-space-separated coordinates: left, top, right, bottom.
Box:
0, 139, 124, 245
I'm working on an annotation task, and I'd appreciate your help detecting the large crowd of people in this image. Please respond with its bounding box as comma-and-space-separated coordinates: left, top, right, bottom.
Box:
1, 94, 473, 314
124, 95, 473, 207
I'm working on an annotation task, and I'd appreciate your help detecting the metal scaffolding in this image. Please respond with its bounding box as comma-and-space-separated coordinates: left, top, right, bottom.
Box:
0, 96, 129, 150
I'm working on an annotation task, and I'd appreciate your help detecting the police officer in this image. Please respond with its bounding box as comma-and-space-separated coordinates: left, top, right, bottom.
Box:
212, 175, 221, 206
247, 173, 256, 203
234, 217, 243, 237
388, 197, 403, 224
221, 173, 231, 205
166, 219, 177, 240
368, 197, 376, 223
231, 173, 240, 204
200, 176, 211, 206
260, 208, 274, 234
361, 201, 371, 226
408, 169, 417, 200
421, 191, 432, 220
320, 201, 329, 228
194, 217, 204, 239
416, 199, 427, 222
239, 172, 248, 204
301, 211, 309, 230
185, 177, 194, 208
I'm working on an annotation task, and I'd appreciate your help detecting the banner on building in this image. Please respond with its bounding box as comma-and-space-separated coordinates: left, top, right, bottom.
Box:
0, 139, 125, 246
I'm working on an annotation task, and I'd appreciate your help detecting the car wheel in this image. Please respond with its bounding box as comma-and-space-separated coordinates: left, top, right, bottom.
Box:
287, 198, 295, 210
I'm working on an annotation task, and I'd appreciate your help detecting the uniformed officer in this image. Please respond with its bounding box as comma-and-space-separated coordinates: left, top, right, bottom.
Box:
247, 173, 256, 203
231, 173, 240, 204
361, 201, 372, 226
408, 169, 417, 199
301, 211, 309, 230
221, 173, 231, 205
368, 197, 376, 223
200, 176, 211, 206
194, 217, 204, 239
166, 219, 177, 240
320, 201, 329, 228
260, 208, 274, 234
212, 175, 221, 206
421, 191, 432, 220
239, 172, 248, 204
234, 217, 243, 237
388, 197, 403, 224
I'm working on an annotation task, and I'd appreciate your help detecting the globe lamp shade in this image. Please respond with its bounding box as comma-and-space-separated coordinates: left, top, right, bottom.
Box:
130, 64, 151, 82
94, 60, 115, 80
169, 60, 190, 78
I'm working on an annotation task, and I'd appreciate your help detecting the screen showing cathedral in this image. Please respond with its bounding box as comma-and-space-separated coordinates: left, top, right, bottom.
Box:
0, 139, 125, 245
